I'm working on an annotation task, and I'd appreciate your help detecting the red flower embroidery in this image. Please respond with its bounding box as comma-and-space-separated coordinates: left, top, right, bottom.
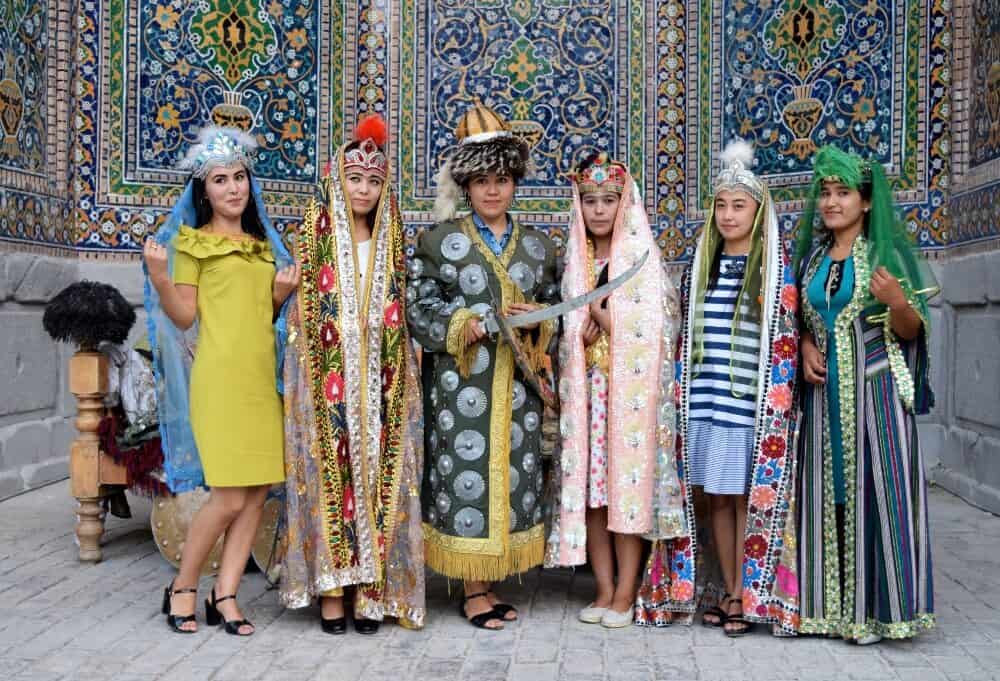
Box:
381, 366, 396, 391
750, 486, 777, 510
343, 485, 355, 521
318, 263, 336, 293
316, 210, 332, 235
774, 334, 796, 359
384, 300, 402, 329
325, 371, 344, 403
336, 436, 349, 466
671, 580, 694, 602
320, 321, 338, 348
745, 534, 768, 559
768, 384, 793, 411
781, 284, 798, 312
761, 435, 785, 459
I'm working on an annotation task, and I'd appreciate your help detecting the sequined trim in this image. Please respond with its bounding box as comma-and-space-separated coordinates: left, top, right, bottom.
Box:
799, 613, 935, 640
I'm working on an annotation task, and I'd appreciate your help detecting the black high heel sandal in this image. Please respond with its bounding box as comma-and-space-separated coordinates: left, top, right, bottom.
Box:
701, 591, 729, 628
205, 589, 254, 636
723, 596, 752, 638
162, 582, 198, 634
487, 590, 518, 621
460, 592, 504, 630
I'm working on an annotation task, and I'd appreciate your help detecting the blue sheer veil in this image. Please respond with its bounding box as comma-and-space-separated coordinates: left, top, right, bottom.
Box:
143, 174, 292, 493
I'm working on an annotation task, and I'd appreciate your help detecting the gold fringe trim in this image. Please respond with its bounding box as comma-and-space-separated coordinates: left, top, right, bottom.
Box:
422, 526, 545, 582
446, 308, 481, 378
521, 316, 556, 373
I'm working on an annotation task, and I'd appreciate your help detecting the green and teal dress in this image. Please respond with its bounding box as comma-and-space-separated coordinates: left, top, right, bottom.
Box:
797, 236, 935, 640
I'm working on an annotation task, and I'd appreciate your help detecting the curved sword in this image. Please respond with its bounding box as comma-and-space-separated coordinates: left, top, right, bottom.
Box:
504, 249, 651, 329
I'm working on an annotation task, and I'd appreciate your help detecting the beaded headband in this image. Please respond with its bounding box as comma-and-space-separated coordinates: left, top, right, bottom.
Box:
820, 163, 873, 187
343, 137, 387, 179
179, 126, 257, 179
570, 153, 628, 195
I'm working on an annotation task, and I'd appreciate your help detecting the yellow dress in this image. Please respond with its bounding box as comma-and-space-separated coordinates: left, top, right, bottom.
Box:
171, 225, 285, 487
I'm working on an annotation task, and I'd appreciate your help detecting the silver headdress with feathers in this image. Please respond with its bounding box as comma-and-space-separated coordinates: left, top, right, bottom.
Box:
714, 139, 764, 203
179, 126, 258, 179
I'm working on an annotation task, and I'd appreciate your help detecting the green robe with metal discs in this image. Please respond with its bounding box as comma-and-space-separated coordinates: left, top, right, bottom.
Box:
407, 215, 559, 581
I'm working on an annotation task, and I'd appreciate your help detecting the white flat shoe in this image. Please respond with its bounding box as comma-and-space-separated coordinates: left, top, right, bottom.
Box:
579, 603, 607, 624
855, 633, 882, 646
601, 606, 634, 628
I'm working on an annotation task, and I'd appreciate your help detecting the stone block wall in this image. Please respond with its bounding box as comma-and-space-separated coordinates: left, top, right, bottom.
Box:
0, 249, 80, 499
928, 0, 1000, 515
0, 251, 146, 501
921, 254, 1000, 514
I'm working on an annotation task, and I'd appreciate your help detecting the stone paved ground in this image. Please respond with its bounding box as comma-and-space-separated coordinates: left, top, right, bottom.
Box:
1, 482, 998, 681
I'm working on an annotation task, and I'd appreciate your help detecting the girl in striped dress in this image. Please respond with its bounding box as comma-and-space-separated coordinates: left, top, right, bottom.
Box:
640, 141, 800, 635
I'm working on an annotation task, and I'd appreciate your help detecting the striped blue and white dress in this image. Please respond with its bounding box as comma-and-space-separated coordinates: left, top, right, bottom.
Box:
687, 255, 761, 495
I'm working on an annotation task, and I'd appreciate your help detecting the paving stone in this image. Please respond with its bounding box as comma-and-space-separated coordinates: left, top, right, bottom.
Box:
0, 482, 995, 681
509, 662, 559, 681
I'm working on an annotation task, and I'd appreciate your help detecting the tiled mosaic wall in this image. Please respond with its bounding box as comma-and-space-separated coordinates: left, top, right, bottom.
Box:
950, 0, 1000, 246
0, 0, 74, 246
0, 0, 993, 258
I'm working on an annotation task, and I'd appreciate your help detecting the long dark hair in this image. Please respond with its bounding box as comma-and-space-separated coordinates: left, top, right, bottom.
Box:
342, 140, 381, 230
190, 170, 267, 240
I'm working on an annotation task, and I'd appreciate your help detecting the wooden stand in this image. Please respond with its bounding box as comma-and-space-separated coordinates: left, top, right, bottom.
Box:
68, 351, 127, 562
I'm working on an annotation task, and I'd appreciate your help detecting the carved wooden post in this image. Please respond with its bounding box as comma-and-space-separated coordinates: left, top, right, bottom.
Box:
68, 350, 108, 562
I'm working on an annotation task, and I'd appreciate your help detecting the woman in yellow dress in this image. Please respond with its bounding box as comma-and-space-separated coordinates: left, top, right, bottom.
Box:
144, 127, 300, 635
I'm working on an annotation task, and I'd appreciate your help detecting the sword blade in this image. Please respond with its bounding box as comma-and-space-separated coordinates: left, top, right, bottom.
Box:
504, 249, 651, 329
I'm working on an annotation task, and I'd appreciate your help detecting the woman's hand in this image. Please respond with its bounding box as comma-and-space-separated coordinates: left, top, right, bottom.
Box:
143, 238, 169, 284
505, 302, 542, 330
273, 264, 301, 307
465, 317, 486, 345
582, 319, 602, 346
589, 297, 611, 333
870, 266, 908, 310
801, 332, 827, 385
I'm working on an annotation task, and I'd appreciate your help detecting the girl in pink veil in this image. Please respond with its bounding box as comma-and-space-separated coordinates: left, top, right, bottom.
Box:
545, 153, 686, 628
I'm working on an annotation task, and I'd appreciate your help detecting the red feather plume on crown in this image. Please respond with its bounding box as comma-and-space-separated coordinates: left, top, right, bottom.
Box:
341, 114, 389, 179
354, 114, 389, 147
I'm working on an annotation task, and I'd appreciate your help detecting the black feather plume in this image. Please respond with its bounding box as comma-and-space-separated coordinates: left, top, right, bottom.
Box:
43, 281, 136, 350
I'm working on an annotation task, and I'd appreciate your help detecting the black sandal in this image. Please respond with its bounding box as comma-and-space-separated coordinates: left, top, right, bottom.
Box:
460, 592, 504, 630
162, 581, 198, 634
701, 592, 729, 628
206, 589, 254, 636
487, 590, 518, 621
724, 597, 752, 637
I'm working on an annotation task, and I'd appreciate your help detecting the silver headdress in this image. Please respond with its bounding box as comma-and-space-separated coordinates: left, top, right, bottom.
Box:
178, 126, 258, 179
713, 139, 764, 203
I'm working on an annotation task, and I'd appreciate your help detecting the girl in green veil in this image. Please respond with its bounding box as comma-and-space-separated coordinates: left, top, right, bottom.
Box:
795, 145, 937, 644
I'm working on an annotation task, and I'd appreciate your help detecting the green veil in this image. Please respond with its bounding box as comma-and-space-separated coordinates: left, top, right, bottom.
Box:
794, 145, 939, 322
